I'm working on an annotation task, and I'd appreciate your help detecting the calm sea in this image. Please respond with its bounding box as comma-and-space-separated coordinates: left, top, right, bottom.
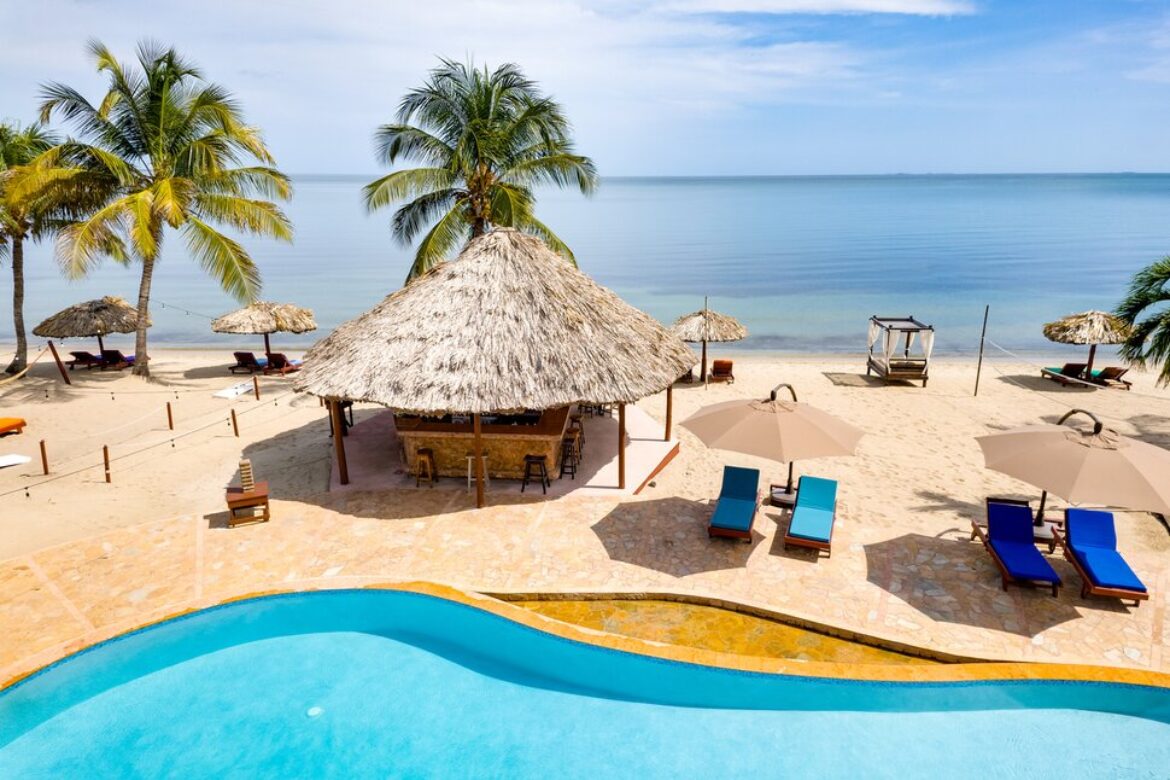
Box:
4, 174, 1169, 355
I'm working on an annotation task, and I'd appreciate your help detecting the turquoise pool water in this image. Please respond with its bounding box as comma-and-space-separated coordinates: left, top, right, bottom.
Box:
2, 590, 1169, 778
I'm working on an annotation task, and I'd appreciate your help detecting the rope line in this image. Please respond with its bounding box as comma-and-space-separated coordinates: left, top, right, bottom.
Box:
983, 338, 1170, 403
0, 347, 49, 386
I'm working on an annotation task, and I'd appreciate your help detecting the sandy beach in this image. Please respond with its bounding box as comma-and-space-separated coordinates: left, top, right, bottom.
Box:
2, 347, 1169, 681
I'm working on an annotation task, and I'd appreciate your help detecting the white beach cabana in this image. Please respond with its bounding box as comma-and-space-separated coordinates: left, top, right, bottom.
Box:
866, 315, 935, 387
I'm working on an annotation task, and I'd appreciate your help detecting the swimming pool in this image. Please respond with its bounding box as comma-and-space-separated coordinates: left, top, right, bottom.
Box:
3, 587, 1169, 778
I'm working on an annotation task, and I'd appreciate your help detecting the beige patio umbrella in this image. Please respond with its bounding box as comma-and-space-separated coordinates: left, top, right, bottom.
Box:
296, 228, 695, 507
671, 298, 747, 382
33, 296, 147, 354
976, 409, 1170, 522
1042, 311, 1131, 377
680, 383, 864, 495
211, 302, 317, 358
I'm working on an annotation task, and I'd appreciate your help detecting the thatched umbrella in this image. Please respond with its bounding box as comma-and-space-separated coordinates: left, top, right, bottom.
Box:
33, 296, 146, 354
671, 299, 747, 382
211, 302, 317, 358
296, 228, 695, 507
1042, 311, 1131, 377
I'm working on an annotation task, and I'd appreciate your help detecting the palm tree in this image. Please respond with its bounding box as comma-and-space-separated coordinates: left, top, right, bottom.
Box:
365, 59, 597, 283
1117, 256, 1170, 386
27, 40, 292, 376
1, 122, 58, 374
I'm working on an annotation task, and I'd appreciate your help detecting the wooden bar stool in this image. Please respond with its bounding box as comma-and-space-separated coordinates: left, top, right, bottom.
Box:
466, 451, 490, 492
521, 454, 549, 494
569, 413, 585, 451
559, 436, 579, 480
415, 447, 437, 487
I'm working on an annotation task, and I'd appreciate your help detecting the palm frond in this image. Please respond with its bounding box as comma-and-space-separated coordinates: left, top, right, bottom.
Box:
364, 168, 456, 212
408, 206, 470, 282
182, 216, 260, 302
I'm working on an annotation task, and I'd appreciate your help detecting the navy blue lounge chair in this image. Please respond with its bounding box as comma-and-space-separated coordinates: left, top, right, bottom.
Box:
707, 465, 759, 541
783, 475, 838, 557
1058, 509, 1148, 606
972, 499, 1061, 596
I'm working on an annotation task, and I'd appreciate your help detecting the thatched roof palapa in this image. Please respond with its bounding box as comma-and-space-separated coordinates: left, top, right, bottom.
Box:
671, 308, 747, 343
295, 229, 695, 414
1042, 311, 1131, 345
211, 302, 317, 335
33, 296, 147, 339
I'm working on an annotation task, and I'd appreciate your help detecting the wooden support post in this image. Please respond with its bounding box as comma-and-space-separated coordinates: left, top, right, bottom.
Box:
230, 408, 240, 437
330, 399, 349, 485
664, 384, 673, 442
47, 340, 71, 386
166, 401, 174, 430
473, 413, 485, 509
39, 439, 48, 475
974, 304, 989, 397
700, 340, 708, 384
618, 402, 627, 490
102, 445, 111, 483
252, 375, 261, 400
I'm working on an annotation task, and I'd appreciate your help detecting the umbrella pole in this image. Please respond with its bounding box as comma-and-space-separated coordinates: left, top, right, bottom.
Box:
786, 461, 795, 494
97, 335, 105, 354
664, 384, 672, 441
1035, 490, 1047, 525
264, 333, 272, 361
473, 413, 485, 509
1085, 343, 1097, 377
330, 400, 349, 485
700, 340, 708, 384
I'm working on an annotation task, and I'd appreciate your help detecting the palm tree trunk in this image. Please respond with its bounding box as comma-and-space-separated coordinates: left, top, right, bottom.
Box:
5, 236, 27, 375
132, 255, 155, 377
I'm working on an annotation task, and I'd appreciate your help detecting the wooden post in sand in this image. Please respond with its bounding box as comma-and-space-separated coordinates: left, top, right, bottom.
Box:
47, 341, 71, 386
102, 445, 111, 483
473, 413, 485, 509
664, 384, 673, 442
230, 408, 240, 437
166, 402, 174, 430
618, 403, 627, 490
252, 376, 261, 400
330, 400, 350, 485
39, 440, 49, 475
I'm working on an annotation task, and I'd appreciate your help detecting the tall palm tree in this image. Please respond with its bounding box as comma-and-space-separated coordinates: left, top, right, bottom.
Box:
1117, 256, 1170, 385
365, 59, 597, 283
26, 40, 292, 376
1, 122, 58, 374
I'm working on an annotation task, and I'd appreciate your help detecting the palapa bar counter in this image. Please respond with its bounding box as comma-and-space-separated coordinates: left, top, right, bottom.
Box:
396, 406, 570, 479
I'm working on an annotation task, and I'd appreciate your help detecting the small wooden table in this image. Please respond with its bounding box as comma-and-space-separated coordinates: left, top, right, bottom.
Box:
226, 481, 270, 527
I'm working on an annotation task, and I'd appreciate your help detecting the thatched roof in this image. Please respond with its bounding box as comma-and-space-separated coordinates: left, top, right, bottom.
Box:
671, 308, 747, 343
32, 296, 146, 338
295, 228, 695, 413
1042, 311, 1131, 345
211, 302, 317, 335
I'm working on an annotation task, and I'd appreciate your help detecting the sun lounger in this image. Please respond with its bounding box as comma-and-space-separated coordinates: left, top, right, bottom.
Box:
707, 465, 760, 541
783, 475, 838, 557
229, 351, 269, 374
1055, 508, 1148, 606
972, 499, 1061, 596
0, 418, 27, 437
709, 359, 735, 383
1040, 363, 1088, 387
100, 350, 135, 371
1088, 366, 1132, 390
67, 351, 105, 370
264, 352, 302, 375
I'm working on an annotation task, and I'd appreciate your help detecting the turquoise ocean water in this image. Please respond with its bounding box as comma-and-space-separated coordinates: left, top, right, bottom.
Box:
3, 174, 1168, 354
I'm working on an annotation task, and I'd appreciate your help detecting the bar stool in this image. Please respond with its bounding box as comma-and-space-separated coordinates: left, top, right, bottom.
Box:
521, 454, 549, 494
569, 413, 585, 451
559, 436, 579, 480
415, 448, 437, 487
466, 451, 490, 492
563, 427, 582, 460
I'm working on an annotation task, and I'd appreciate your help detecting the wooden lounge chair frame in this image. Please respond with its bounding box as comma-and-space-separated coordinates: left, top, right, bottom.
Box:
709, 359, 735, 384
970, 498, 1061, 597
1090, 366, 1132, 390
707, 466, 759, 542
67, 351, 105, 370
0, 418, 27, 438
782, 476, 837, 557
1053, 514, 1148, 607
99, 349, 134, 371
264, 352, 300, 375
1040, 363, 1089, 387
229, 351, 267, 374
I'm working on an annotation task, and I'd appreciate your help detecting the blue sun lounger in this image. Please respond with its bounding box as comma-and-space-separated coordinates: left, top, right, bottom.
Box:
707, 465, 759, 542
1057, 509, 1148, 606
783, 476, 838, 557
972, 499, 1061, 596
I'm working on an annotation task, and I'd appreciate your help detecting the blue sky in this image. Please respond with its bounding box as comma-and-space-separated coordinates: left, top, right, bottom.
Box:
2, 0, 1169, 175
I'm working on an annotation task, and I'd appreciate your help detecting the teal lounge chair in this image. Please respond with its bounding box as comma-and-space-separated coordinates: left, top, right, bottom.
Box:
1057, 508, 1148, 606
972, 499, 1061, 596
1040, 363, 1088, 387
783, 475, 838, 557
707, 465, 759, 542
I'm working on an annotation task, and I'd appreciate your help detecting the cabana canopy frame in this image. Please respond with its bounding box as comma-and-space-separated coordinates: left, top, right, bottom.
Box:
866, 315, 934, 387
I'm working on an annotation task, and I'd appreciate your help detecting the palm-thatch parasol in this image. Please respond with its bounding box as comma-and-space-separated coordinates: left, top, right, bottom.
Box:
296, 228, 695, 506
671, 299, 747, 382
1042, 311, 1132, 377
211, 302, 317, 358
33, 296, 147, 354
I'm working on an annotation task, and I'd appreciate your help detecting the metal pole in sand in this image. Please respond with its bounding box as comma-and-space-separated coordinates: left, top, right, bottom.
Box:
974, 304, 990, 397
